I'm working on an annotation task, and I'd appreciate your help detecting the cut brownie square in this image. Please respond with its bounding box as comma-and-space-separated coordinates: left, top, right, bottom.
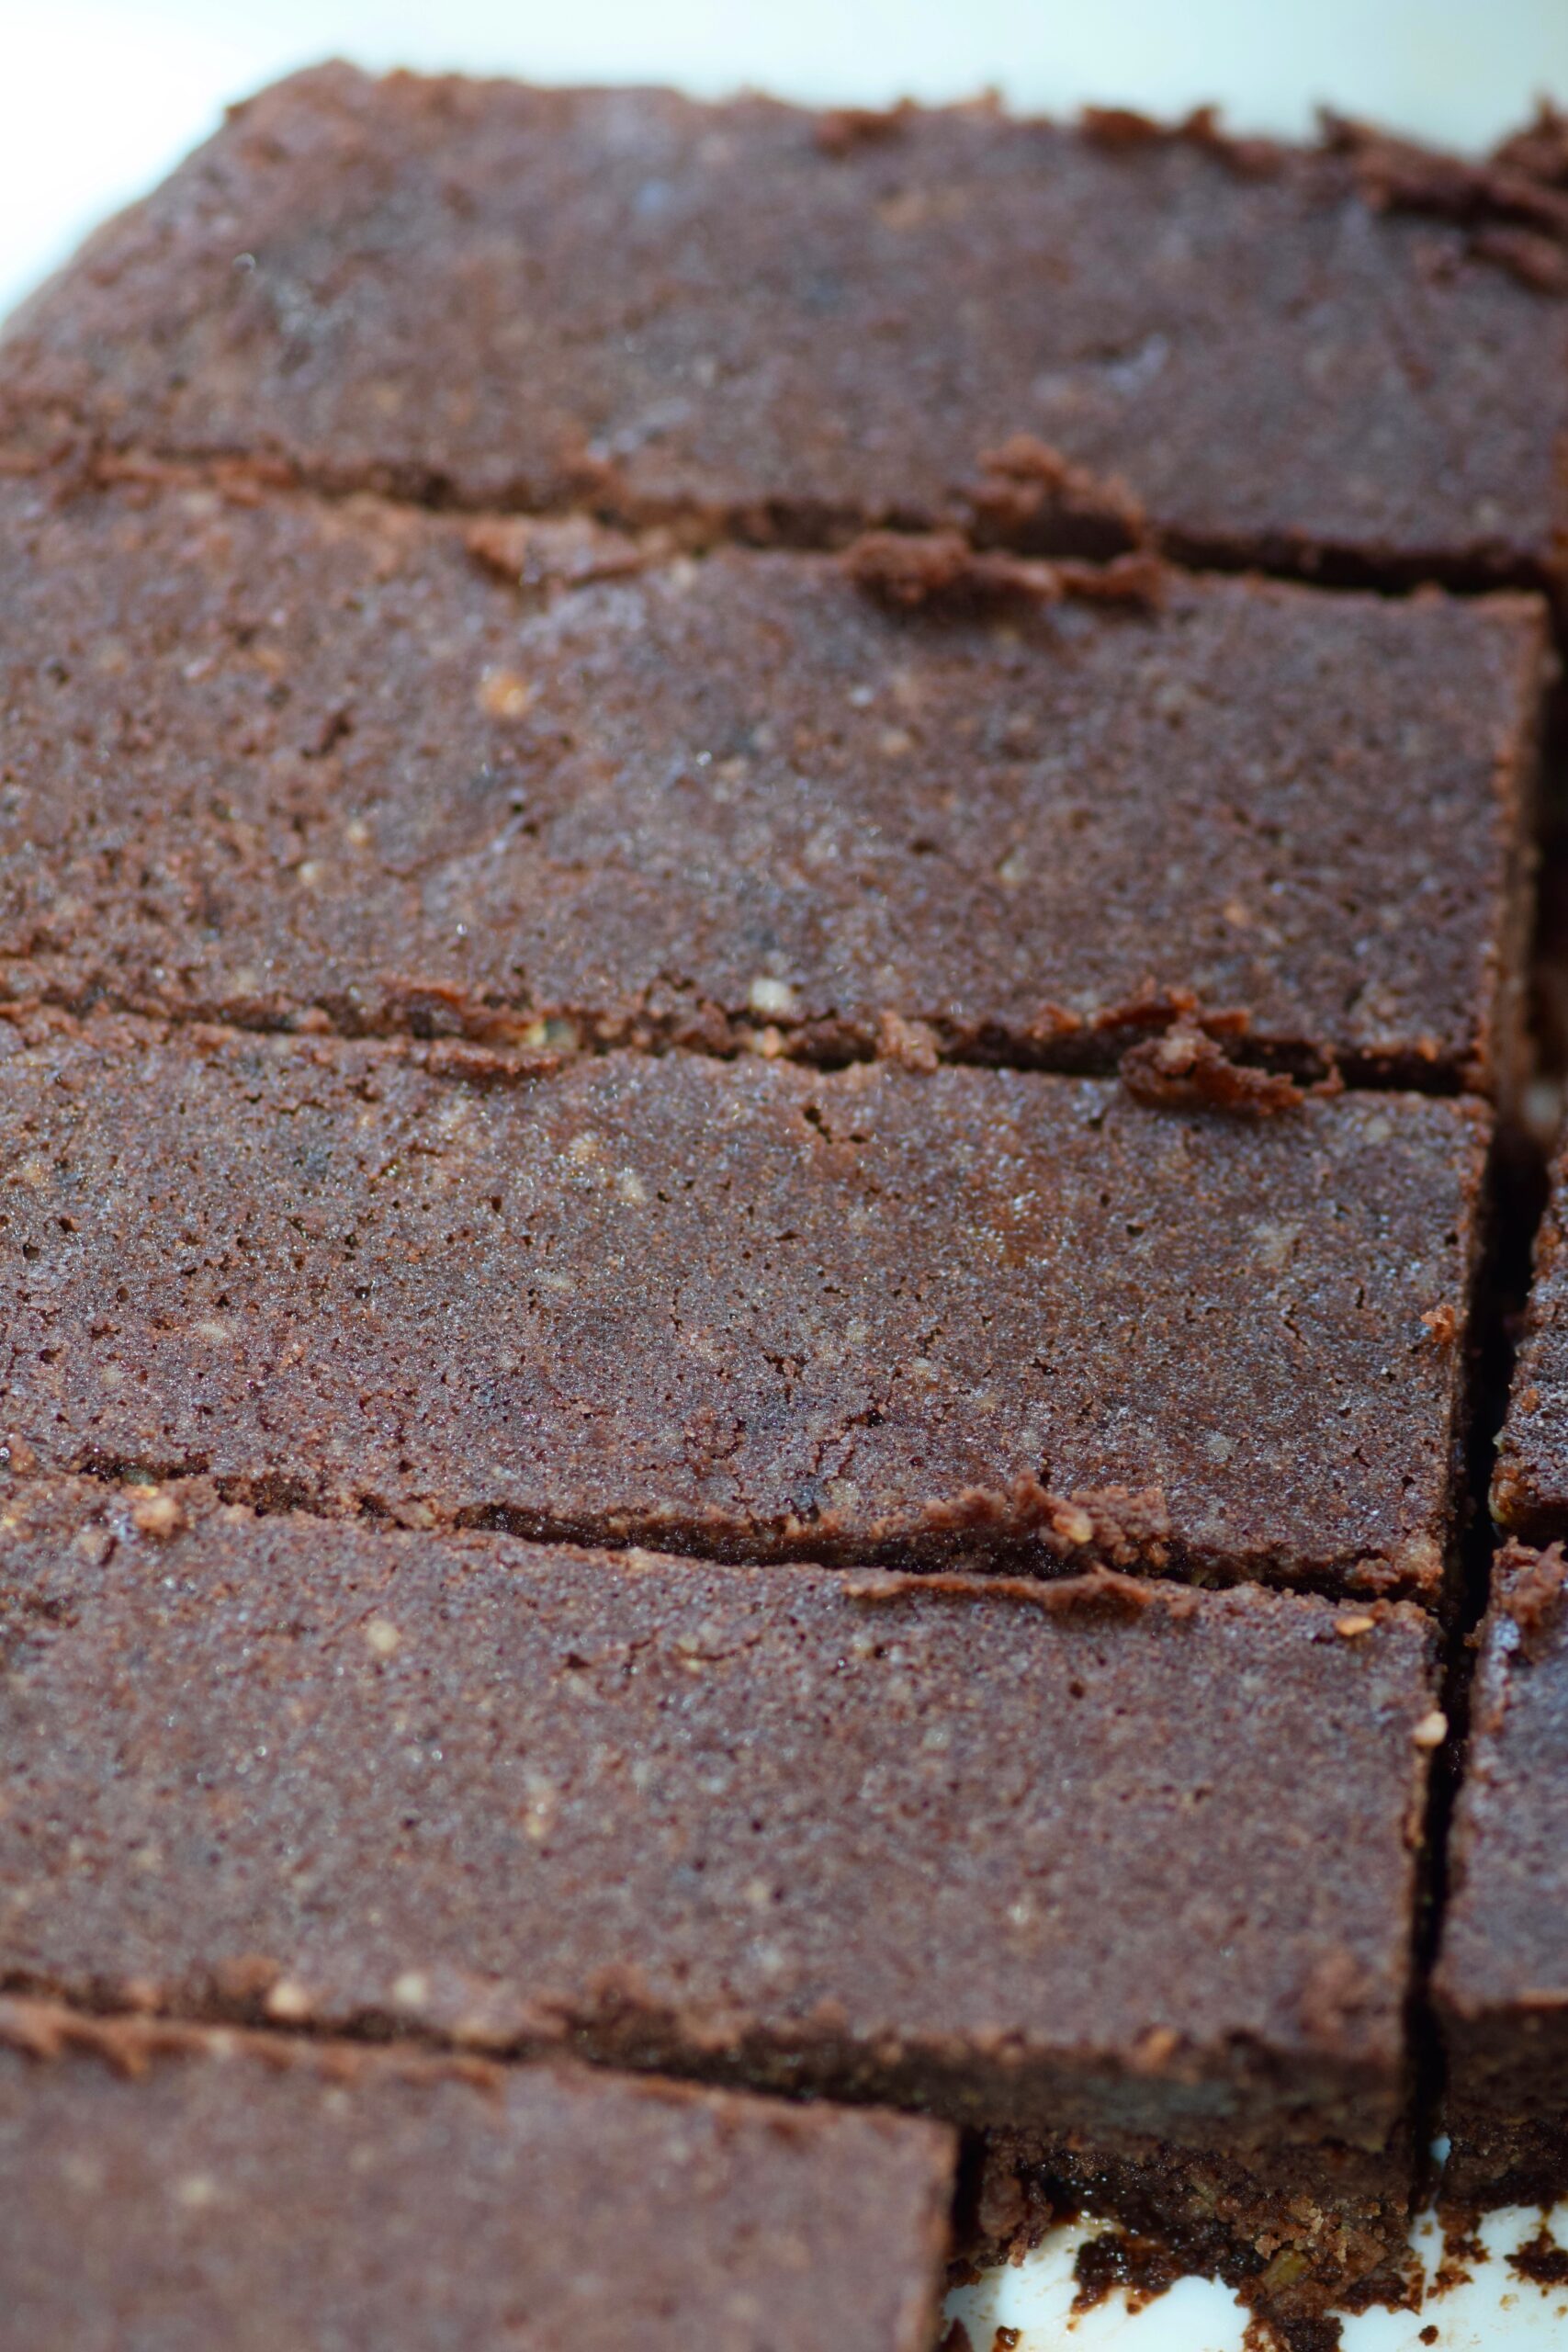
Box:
2, 67, 1565, 586
0, 477, 1544, 1093
1493, 1127, 1568, 1543
0, 1482, 1440, 2313
0, 1014, 1487, 1599
0, 2000, 954, 2352
1435, 1543, 1568, 2210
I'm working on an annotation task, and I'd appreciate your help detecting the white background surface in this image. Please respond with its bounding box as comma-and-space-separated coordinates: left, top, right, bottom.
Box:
6, 3, 1568, 2344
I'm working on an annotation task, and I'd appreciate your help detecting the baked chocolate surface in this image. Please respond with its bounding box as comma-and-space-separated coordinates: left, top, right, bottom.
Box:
0, 1013, 1486, 1597
0, 1999, 954, 2352
1436, 1543, 1568, 2209
3, 67, 1566, 583
1493, 1129, 1568, 1542
0, 1487, 1437, 2200
0, 478, 1543, 1091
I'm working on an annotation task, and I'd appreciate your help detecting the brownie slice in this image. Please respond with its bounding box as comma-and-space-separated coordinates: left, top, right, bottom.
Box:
0, 1481, 1441, 2312
0, 2000, 953, 2352
3, 67, 1565, 587
1435, 1544, 1568, 2209
0, 478, 1543, 1094
1493, 1128, 1568, 1542
0, 1012, 1487, 1599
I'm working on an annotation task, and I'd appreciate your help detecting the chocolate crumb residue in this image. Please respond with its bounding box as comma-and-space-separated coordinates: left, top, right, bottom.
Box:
1508, 2227, 1568, 2287
1072, 2228, 1189, 2315
463, 514, 653, 589
970, 431, 1146, 543
842, 529, 1164, 613
1119, 1024, 1306, 1117
815, 103, 914, 157
1323, 108, 1568, 293
1079, 102, 1283, 181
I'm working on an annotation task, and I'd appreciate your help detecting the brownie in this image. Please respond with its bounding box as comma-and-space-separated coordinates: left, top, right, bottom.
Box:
0, 1012, 1488, 1599
1492, 1125, 1568, 1541
3, 67, 1566, 588
1435, 1544, 1568, 2210
0, 478, 1543, 1094
0, 1480, 1442, 2311
0, 1999, 954, 2352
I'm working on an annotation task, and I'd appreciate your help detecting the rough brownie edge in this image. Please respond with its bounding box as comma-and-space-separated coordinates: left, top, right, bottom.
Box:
1435, 1542, 1568, 2210
0, 1482, 1440, 2312
969, 2125, 1419, 2327
2, 67, 1566, 589
0, 1996, 954, 2352
0, 1009, 1487, 1600
1492, 1127, 1568, 1542
0, 475, 1546, 1099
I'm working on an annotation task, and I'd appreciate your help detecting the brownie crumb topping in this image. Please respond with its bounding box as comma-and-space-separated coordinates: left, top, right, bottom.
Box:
1119, 1025, 1308, 1117
842, 529, 1166, 613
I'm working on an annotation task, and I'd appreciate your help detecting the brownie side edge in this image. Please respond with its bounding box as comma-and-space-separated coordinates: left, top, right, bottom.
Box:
1435, 1542, 1568, 2209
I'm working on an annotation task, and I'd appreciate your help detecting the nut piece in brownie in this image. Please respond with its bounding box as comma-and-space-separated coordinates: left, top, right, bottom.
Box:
0, 2000, 954, 2352
4, 66, 1566, 584
0, 1482, 1441, 2315
0, 478, 1544, 1094
1493, 1128, 1568, 1544
1435, 1542, 1568, 2210
0, 1015, 1487, 1599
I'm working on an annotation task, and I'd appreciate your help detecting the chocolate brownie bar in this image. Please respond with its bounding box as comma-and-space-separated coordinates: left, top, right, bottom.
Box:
3, 66, 1565, 587
0, 1999, 954, 2352
0, 477, 1543, 1093
1493, 1127, 1568, 1542
1435, 1544, 1568, 2210
0, 1012, 1487, 1598
0, 1480, 1441, 2312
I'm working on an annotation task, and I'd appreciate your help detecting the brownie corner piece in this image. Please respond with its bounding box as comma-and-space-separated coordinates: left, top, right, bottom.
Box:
0, 1999, 955, 2351
1436, 1540, 1568, 2210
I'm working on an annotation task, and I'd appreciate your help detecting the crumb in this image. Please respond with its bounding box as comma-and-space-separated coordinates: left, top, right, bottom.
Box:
1420, 1303, 1457, 1346
1119, 1024, 1304, 1117
129, 1489, 184, 1540
815, 103, 912, 157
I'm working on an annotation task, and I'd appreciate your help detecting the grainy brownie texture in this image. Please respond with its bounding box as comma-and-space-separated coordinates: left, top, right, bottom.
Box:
0, 2000, 954, 2352
0, 1014, 1487, 1597
3, 67, 1566, 583
1493, 1128, 1568, 1542
1435, 1544, 1568, 2210
0, 478, 1543, 1091
0, 1485, 1439, 2301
